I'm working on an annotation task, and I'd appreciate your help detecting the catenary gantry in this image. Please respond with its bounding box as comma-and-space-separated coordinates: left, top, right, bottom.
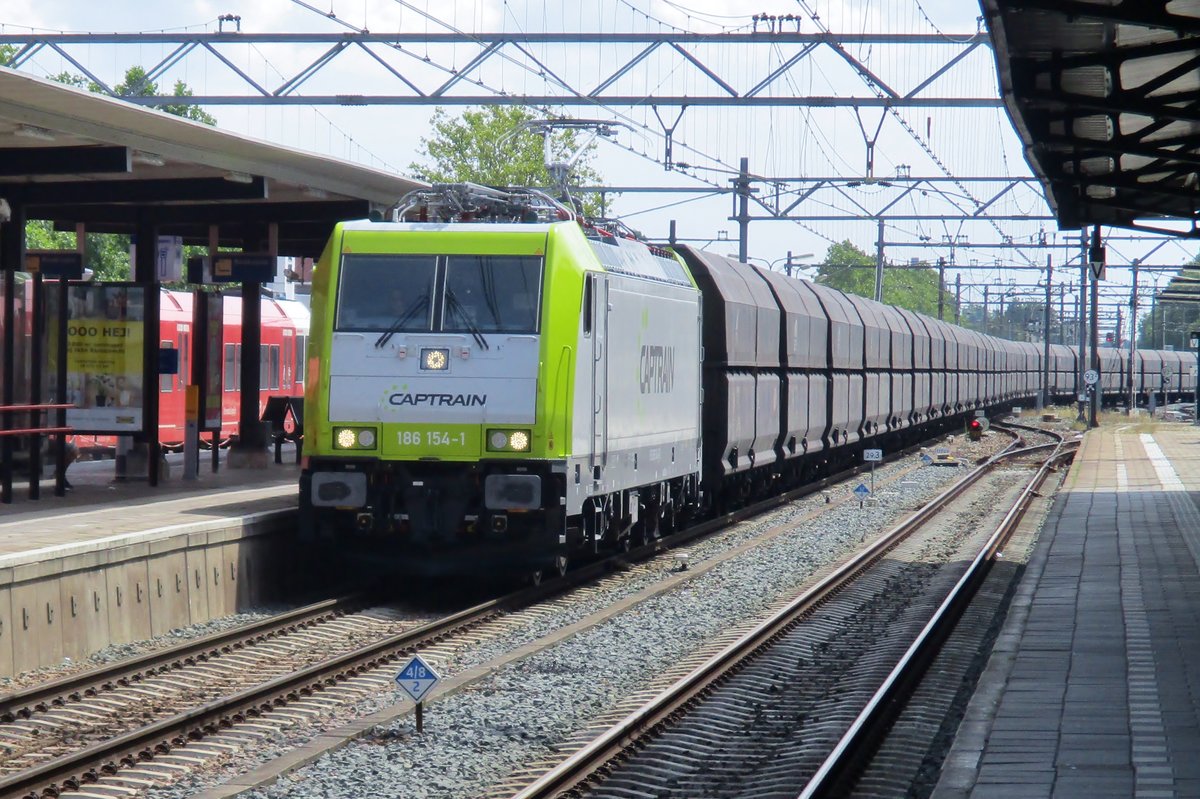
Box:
0, 66, 424, 495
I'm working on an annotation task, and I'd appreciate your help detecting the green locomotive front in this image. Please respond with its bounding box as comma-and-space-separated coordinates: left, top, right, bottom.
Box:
301, 214, 702, 575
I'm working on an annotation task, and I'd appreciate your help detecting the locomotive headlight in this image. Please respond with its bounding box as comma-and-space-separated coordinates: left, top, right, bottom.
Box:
333, 426, 378, 450
421, 347, 449, 371
486, 428, 532, 452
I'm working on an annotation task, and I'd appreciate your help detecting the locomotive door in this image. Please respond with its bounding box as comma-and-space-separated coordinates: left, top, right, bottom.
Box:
590, 274, 608, 475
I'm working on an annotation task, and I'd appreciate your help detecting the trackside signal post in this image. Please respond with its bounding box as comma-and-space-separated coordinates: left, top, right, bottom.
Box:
1088, 226, 1104, 429
396, 655, 440, 733
863, 448, 882, 495
1192, 332, 1200, 425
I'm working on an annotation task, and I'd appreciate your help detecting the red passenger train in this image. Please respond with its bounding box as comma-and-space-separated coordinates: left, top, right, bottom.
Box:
1, 282, 309, 456
150, 290, 310, 449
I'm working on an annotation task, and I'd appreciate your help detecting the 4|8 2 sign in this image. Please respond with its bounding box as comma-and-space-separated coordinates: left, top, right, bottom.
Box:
396, 654, 440, 703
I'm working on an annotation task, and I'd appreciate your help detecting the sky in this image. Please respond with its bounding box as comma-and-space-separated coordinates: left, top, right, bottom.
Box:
1, 0, 1191, 328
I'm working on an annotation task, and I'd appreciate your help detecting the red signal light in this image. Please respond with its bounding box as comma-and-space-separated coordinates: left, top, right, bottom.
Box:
970, 419, 982, 429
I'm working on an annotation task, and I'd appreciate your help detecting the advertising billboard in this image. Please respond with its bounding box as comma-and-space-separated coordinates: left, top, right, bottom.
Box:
63, 284, 146, 433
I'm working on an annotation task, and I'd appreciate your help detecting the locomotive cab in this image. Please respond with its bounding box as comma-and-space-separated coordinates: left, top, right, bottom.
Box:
300, 209, 704, 577
302, 222, 559, 570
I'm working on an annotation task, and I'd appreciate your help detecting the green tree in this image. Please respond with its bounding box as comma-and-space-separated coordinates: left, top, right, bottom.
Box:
115, 66, 218, 125
24, 221, 131, 282
410, 106, 606, 216
813, 240, 949, 317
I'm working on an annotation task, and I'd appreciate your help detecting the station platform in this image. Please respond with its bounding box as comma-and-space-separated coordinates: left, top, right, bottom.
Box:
0, 451, 299, 565
936, 424, 1200, 799
0, 451, 301, 677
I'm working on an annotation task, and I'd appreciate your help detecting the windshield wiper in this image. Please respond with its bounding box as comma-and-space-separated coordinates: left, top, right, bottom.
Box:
446, 290, 490, 350
374, 294, 429, 348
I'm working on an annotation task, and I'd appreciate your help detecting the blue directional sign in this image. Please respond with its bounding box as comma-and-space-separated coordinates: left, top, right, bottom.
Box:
395, 655, 440, 703
853, 483, 871, 500
921, 454, 934, 465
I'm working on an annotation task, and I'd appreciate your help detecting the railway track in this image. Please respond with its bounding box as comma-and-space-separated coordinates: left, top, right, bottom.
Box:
0, 425, 1022, 799
507, 429, 1073, 799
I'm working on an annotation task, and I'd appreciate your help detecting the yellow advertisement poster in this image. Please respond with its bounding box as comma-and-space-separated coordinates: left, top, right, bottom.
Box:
64, 285, 146, 433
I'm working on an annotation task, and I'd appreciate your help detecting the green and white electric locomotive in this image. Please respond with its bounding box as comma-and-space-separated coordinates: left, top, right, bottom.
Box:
300, 185, 702, 575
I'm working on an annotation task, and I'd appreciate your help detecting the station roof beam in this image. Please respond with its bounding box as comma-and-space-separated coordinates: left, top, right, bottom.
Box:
983, 0, 1200, 234
0, 68, 424, 256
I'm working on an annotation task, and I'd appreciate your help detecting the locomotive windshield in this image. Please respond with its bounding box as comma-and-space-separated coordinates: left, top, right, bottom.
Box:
443, 255, 542, 334
336, 253, 542, 335
336, 254, 437, 332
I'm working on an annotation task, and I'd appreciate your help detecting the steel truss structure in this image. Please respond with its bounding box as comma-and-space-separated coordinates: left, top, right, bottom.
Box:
576, 177, 1048, 220
0, 31, 999, 108
6, 18, 1184, 286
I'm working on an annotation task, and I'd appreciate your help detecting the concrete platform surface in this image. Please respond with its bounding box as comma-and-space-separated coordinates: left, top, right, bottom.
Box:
0, 450, 302, 676
0, 450, 298, 566
935, 423, 1200, 799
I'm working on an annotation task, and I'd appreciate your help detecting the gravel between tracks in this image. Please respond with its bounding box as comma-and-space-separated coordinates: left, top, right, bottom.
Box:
138, 431, 1018, 799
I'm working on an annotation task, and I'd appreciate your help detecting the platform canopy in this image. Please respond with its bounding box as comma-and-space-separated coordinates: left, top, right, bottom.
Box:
0, 67, 425, 256
983, 1, 1200, 234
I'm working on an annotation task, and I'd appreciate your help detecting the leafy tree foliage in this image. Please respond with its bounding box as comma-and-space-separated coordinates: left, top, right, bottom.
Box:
410, 106, 606, 215
24, 221, 131, 282
963, 299, 1059, 342
114, 66, 217, 125
813, 240, 951, 318
44, 66, 217, 126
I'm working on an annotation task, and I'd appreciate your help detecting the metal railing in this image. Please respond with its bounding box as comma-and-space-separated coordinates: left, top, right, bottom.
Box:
0, 402, 74, 502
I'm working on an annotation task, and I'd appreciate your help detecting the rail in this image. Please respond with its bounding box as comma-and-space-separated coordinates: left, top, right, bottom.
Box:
0, 402, 75, 502
508, 434, 1032, 799
0, 429, 1008, 799
0, 594, 365, 723
799, 438, 1076, 797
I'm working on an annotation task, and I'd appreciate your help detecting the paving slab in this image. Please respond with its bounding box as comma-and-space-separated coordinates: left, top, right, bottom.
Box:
933, 424, 1200, 799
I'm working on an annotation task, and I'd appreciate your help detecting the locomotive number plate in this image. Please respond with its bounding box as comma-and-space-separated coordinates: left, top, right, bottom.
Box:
398, 430, 468, 447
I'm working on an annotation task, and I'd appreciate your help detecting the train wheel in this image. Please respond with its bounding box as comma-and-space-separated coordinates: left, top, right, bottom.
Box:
529, 554, 568, 586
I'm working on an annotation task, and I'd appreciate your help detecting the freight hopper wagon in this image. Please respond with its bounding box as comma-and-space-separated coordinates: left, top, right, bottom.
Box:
300, 218, 703, 575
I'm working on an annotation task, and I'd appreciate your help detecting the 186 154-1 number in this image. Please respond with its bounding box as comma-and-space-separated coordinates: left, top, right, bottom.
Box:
398, 430, 467, 447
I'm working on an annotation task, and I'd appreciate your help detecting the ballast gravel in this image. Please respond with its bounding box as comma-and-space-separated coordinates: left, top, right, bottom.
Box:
147, 433, 1017, 799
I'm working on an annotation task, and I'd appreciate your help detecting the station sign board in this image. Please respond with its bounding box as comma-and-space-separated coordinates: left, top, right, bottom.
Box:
188, 254, 276, 283
25, 250, 83, 279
